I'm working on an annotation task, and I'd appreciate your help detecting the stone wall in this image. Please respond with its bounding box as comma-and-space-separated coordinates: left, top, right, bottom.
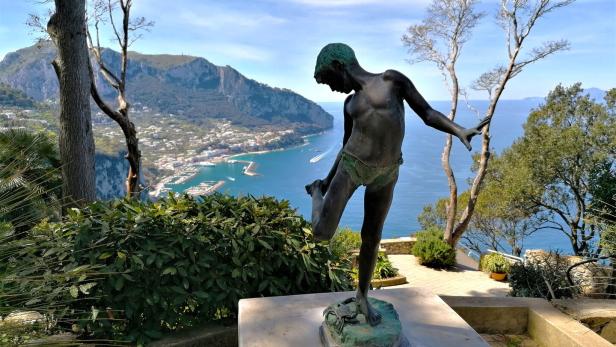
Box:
380, 237, 415, 255
524, 249, 611, 296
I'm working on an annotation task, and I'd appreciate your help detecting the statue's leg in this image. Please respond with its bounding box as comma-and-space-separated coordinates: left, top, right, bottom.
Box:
356, 173, 398, 326
307, 167, 357, 241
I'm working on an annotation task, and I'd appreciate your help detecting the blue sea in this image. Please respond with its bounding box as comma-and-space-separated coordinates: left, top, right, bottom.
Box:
169, 100, 573, 254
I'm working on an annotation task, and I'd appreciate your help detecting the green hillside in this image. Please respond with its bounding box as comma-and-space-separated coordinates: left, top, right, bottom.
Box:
0, 83, 35, 108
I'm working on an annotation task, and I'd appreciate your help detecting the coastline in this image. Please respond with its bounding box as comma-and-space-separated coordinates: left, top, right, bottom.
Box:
150, 129, 327, 198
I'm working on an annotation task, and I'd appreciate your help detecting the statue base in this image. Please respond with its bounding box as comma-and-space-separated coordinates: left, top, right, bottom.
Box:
238, 287, 489, 347
319, 298, 410, 347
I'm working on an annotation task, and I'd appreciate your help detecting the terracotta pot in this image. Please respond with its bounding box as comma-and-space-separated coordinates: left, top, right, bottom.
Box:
490, 272, 507, 281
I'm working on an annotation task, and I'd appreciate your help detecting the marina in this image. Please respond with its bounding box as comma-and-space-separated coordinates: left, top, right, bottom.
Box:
185, 180, 225, 196
242, 161, 259, 176
173, 168, 199, 184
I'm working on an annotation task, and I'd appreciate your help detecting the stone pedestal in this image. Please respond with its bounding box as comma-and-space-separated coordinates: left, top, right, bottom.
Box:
238, 287, 489, 347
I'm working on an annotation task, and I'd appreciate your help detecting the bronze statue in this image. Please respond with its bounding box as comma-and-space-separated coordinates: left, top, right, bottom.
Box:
306, 43, 488, 326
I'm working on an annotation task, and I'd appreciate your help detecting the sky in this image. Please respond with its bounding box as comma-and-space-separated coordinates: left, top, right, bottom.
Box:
0, 0, 614, 102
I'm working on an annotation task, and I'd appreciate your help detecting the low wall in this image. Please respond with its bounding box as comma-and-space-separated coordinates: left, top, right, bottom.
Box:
380, 237, 415, 255
442, 296, 612, 347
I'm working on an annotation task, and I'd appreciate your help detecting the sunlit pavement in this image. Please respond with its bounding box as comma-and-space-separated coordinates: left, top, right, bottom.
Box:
384, 253, 510, 297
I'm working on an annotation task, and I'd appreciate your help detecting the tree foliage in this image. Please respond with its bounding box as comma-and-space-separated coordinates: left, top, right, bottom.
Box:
506, 84, 616, 255
418, 156, 541, 257
420, 84, 615, 256
0, 129, 61, 234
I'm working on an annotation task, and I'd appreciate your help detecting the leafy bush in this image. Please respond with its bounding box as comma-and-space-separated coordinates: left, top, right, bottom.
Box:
1, 194, 353, 345
331, 230, 399, 280
411, 228, 456, 268
508, 252, 579, 299
480, 253, 511, 274
330, 227, 361, 256
373, 253, 399, 279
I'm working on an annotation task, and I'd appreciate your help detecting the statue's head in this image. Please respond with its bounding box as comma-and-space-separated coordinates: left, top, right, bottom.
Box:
314, 43, 358, 93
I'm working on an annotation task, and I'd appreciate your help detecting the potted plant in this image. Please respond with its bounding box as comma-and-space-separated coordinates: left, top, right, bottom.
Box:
482, 253, 510, 281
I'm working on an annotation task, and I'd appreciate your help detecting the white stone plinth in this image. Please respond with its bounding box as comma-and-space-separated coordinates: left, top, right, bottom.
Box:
238, 287, 489, 347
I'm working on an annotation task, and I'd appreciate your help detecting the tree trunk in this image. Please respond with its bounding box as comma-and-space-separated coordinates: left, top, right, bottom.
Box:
89, 76, 141, 198
120, 115, 141, 197
47, 0, 96, 208
451, 123, 492, 245
443, 68, 459, 245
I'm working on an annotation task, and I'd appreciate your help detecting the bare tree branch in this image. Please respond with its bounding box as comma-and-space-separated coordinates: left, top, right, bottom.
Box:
513, 39, 570, 74
85, 0, 152, 197
449, 0, 574, 246
471, 66, 506, 98
402, 1, 484, 243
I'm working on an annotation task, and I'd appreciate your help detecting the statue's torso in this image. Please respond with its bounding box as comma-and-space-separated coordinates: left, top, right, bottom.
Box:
343, 73, 405, 167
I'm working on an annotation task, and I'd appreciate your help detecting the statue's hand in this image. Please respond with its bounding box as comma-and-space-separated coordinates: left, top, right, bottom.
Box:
458, 117, 489, 151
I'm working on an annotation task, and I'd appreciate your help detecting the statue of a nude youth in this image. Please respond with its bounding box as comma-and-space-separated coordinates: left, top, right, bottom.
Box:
306, 43, 488, 327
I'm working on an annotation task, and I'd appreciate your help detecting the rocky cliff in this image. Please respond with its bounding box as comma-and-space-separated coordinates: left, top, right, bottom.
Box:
0, 42, 332, 132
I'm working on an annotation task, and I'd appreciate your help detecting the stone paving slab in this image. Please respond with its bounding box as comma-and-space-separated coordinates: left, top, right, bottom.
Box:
238, 287, 489, 347
386, 255, 510, 297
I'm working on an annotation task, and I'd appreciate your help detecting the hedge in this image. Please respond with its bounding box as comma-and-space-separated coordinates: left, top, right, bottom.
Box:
1, 194, 353, 345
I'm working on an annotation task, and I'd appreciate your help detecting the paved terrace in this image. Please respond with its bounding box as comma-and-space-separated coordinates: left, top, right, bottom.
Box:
385, 251, 510, 297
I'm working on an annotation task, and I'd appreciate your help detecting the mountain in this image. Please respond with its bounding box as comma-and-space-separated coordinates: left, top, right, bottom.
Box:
584, 87, 607, 101
0, 83, 35, 108
95, 152, 129, 200
0, 42, 332, 132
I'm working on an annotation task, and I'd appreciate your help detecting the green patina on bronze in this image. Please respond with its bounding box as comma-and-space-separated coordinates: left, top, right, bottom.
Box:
314, 43, 358, 77
340, 151, 403, 190
321, 298, 407, 347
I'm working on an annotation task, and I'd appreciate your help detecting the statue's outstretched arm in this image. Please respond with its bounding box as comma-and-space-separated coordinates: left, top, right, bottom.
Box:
386, 70, 487, 151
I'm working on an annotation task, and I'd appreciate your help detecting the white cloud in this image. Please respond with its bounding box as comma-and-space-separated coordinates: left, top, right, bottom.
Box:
180, 9, 286, 29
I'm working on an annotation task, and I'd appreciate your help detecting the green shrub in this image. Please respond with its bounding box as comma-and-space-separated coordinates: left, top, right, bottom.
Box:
331, 230, 399, 280
2, 194, 353, 345
373, 253, 399, 279
411, 228, 456, 268
330, 227, 361, 256
508, 252, 579, 299
480, 253, 511, 274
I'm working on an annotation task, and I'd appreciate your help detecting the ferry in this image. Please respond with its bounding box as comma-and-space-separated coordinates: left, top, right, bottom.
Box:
310, 152, 327, 163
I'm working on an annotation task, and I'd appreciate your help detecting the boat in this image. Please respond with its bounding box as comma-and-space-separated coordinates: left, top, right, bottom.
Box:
310, 147, 335, 164
310, 152, 327, 163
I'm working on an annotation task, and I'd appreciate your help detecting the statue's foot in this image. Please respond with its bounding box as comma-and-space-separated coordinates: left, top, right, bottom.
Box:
356, 293, 382, 326
305, 179, 323, 196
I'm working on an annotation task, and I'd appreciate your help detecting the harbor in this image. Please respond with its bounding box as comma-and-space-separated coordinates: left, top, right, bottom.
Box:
185, 180, 226, 196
